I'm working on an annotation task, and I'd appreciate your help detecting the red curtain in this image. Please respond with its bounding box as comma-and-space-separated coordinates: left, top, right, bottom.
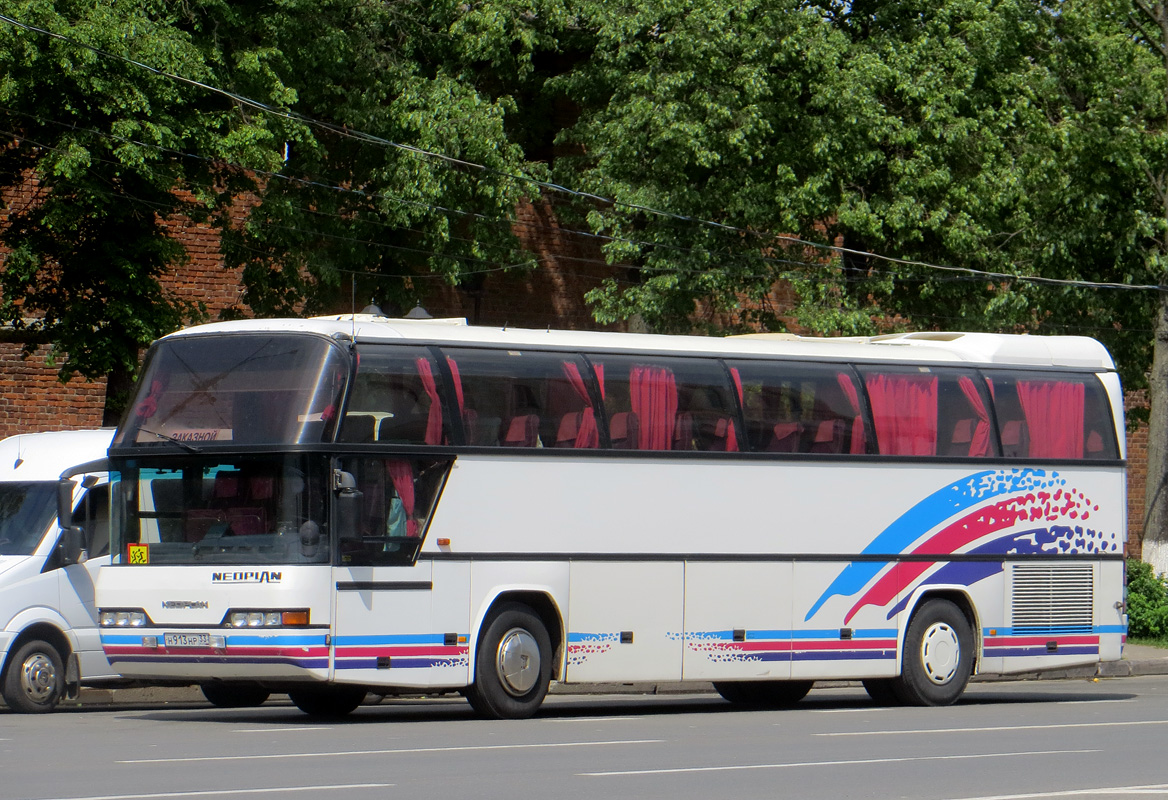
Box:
836, 373, 867, 454
958, 376, 992, 457
865, 373, 939, 456
386, 460, 418, 537
630, 365, 677, 450
414, 358, 443, 446
1017, 380, 1084, 458
561, 362, 599, 448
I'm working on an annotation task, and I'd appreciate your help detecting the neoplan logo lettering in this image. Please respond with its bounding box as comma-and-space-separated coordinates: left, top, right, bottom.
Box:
212, 571, 282, 584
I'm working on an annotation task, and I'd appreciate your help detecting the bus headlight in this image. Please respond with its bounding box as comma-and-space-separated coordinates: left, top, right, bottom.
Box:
225, 609, 309, 628
100, 609, 148, 627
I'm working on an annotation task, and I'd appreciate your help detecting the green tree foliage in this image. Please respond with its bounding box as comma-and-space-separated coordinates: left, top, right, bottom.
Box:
0, 0, 281, 416
1127, 559, 1168, 638
211, 0, 536, 319
0, 1, 533, 418
535, 0, 1163, 385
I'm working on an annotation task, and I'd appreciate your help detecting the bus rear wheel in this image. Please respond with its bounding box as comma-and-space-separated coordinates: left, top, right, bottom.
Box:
2, 639, 65, 714
713, 680, 813, 708
893, 599, 973, 706
201, 683, 271, 708
287, 686, 367, 718
464, 603, 551, 720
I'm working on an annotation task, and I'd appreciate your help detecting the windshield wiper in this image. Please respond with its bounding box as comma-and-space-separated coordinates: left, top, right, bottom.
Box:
138, 428, 203, 454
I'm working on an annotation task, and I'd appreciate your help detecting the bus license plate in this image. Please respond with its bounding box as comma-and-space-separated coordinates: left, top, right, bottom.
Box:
164, 632, 212, 648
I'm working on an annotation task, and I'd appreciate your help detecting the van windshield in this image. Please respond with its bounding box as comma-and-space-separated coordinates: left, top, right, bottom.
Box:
0, 482, 57, 556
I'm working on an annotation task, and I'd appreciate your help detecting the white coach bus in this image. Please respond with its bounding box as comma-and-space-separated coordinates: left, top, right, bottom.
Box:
91, 316, 1127, 718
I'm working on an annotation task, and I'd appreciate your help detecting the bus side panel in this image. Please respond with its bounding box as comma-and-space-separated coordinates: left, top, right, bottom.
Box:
1098, 559, 1126, 661
565, 562, 683, 683
791, 561, 900, 680
681, 561, 793, 681
332, 562, 448, 689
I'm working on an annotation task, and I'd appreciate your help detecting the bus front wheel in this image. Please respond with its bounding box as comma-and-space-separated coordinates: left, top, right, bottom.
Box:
201, 683, 271, 708
464, 603, 551, 720
287, 686, 367, 718
2, 639, 65, 714
713, 680, 813, 708
893, 599, 973, 706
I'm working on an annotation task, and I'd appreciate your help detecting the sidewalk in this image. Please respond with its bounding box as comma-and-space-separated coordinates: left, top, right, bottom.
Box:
63, 643, 1168, 709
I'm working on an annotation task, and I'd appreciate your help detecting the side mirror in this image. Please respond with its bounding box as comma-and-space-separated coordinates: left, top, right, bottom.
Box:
57, 526, 84, 567
333, 470, 363, 542
57, 478, 76, 531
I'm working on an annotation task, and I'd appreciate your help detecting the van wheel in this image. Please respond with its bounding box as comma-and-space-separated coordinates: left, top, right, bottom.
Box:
3, 640, 65, 713
893, 599, 973, 706
713, 680, 813, 707
464, 603, 552, 720
287, 686, 367, 718
201, 683, 271, 708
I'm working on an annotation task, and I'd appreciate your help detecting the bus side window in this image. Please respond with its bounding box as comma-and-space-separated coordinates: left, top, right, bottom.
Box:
593, 355, 737, 452
346, 346, 447, 446
936, 371, 997, 458
729, 361, 864, 455
985, 370, 1116, 460
439, 349, 598, 449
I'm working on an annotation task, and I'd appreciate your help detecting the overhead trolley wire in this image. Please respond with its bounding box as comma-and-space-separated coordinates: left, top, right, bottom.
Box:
1, 11, 1164, 294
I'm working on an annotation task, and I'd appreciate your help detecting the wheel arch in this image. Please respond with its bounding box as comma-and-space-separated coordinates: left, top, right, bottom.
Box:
899, 588, 981, 674
2, 623, 72, 680
471, 590, 564, 681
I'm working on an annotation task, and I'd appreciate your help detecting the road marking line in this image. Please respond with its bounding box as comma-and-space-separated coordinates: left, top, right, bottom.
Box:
118, 739, 663, 764
816, 719, 1168, 736
17, 783, 391, 800
580, 748, 1097, 777
545, 717, 642, 723
940, 783, 1168, 799
232, 728, 332, 733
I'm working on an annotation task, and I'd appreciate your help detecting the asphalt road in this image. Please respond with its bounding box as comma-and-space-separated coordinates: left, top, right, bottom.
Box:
6, 677, 1168, 800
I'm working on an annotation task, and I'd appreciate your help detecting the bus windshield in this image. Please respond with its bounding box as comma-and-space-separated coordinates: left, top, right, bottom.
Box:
0, 482, 57, 556
115, 334, 350, 447
109, 455, 331, 566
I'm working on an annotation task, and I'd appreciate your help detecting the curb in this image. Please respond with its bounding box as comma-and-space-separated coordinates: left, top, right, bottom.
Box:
49, 656, 1168, 709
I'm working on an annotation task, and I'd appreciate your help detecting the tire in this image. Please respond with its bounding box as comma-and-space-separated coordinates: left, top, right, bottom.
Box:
861, 678, 901, 706
287, 686, 367, 718
464, 603, 552, 720
201, 683, 271, 708
892, 599, 973, 707
713, 680, 813, 708
2, 639, 65, 714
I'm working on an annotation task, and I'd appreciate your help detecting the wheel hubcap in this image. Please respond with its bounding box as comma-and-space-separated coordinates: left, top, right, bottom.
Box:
920, 622, 960, 685
495, 627, 540, 696
19, 652, 58, 704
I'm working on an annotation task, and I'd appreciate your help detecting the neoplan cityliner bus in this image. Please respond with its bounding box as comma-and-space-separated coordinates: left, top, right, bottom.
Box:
89, 316, 1127, 718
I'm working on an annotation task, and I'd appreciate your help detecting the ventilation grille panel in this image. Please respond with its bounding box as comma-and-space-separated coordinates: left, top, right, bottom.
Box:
1010, 564, 1094, 635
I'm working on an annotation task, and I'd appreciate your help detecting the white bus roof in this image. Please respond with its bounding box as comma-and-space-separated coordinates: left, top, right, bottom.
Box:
158, 315, 1116, 371
0, 429, 114, 483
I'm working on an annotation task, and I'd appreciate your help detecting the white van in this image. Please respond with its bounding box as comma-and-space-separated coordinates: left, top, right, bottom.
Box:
0, 428, 115, 712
